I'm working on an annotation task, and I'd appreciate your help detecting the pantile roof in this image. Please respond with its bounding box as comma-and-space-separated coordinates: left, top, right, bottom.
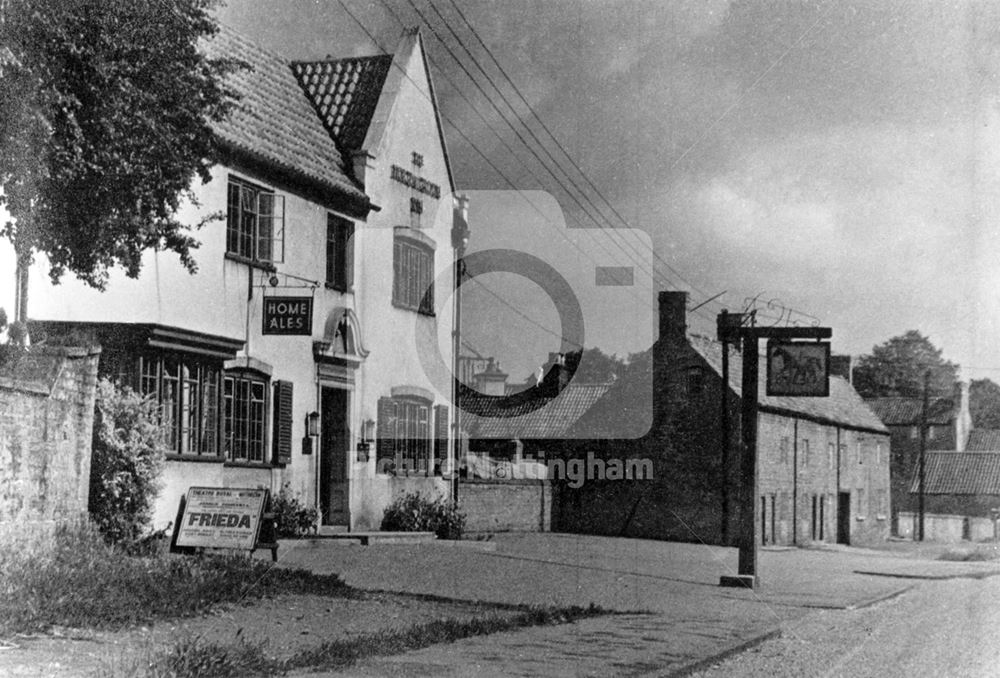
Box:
291, 56, 394, 151
909, 451, 1000, 495
461, 383, 612, 440
688, 334, 888, 434
865, 397, 955, 426
967, 429, 1000, 451
203, 26, 368, 208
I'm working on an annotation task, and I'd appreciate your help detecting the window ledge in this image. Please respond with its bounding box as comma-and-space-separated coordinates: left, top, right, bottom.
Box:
224, 461, 278, 470
224, 252, 277, 272
855, 516, 866, 522
166, 454, 226, 463
391, 301, 436, 317
876, 514, 887, 521
325, 282, 354, 293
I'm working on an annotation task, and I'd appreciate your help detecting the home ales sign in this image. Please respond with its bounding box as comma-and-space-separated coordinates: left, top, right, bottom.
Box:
262, 296, 312, 335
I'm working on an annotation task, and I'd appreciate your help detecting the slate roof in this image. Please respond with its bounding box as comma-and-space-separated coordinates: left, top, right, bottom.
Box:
291, 56, 394, 151
865, 397, 955, 426
909, 451, 1000, 495
967, 429, 1000, 451
461, 383, 612, 439
202, 26, 368, 208
688, 334, 888, 435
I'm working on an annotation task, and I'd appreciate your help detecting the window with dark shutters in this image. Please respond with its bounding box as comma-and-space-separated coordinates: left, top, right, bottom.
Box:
392, 237, 434, 315
375, 395, 436, 474
272, 380, 293, 464
376, 396, 398, 473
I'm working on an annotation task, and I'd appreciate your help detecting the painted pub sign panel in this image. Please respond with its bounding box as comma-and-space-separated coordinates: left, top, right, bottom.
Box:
262, 296, 313, 335
766, 341, 830, 397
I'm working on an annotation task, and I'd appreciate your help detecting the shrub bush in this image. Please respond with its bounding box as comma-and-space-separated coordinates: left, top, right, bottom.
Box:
381, 492, 465, 540
272, 483, 318, 537
89, 378, 169, 546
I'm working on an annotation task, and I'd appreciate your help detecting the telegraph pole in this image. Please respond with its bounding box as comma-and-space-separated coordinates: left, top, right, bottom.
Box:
918, 369, 930, 541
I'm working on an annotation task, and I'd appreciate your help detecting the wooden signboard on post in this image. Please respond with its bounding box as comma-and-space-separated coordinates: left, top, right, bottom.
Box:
766, 341, 830, 397
171, 487, 278, 560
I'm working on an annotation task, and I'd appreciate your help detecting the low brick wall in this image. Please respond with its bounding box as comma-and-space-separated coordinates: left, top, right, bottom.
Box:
459, 479, 551, 533
897, 511, 998, 542
0, 346, 101, 550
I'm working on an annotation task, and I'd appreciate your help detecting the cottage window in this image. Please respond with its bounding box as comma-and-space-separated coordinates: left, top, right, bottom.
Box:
226, 177, 284, 264
326, 215, 354, 291
856, 488, 866, 517
779, 436, 790, 464
827, 442, 834, 469
376, 396, 432, 474
138, 354, 220, 457
393, 235, 434, 315
224, 371, 269, 463
802, 439, 810, 466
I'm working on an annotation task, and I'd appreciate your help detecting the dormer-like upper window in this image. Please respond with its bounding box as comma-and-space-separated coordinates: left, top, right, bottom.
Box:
227, 177, 284, 264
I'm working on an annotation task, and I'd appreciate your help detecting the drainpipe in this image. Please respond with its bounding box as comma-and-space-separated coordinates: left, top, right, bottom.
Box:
792, 419, 798, 545
836, 427, 842, 542
451, 196, 470, 506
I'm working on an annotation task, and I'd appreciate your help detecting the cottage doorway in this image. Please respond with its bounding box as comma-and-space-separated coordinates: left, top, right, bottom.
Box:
837, 491, 851, 544
320, 386, 350, 526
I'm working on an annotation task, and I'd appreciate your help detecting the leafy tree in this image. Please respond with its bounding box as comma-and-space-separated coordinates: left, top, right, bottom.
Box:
564, 347, 628, 383
0, 0, 241, 293
970, 378, 1000, 429
852, 330, 959, 398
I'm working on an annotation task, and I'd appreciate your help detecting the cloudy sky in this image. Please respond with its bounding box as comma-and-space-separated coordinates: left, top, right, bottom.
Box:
9, 1, 998, 386
219, 0, 1000, 383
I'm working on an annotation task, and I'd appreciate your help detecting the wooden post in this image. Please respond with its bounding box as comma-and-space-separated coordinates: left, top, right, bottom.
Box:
738, 333, 760, 584
720, 330, 760, 589
720, 329, 730, 545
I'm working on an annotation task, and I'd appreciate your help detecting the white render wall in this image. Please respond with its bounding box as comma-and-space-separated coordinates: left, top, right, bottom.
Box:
22, 33, 458, 532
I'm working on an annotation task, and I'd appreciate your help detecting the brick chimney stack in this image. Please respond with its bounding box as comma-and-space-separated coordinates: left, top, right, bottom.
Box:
658, 291, 688, 343
472, 358, 508, 397
540, 352, 570, 397
955, 380, 971, 451
830, 354, 852, 383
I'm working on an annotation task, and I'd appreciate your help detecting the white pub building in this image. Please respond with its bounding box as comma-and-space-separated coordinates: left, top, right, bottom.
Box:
20, 25, 465, 532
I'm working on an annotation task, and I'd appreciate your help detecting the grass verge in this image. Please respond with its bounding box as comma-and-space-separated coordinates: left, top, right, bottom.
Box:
0, 525, 353, 634
133, 604, 609, 678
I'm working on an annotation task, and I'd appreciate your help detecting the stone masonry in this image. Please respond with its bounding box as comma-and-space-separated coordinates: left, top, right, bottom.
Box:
0, 346, 101, 549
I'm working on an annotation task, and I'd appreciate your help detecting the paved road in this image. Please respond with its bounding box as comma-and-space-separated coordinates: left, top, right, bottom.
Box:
687, 576, 1000, 678
276, 534, 1000, 677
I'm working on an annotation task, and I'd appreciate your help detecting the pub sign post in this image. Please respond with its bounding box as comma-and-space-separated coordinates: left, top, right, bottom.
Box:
718, 313, 832, 590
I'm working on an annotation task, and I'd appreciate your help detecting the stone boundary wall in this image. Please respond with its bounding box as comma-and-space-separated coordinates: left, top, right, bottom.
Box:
897, 511, 998, 542
0, 346, 101, 550
459, 479, 551, 533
